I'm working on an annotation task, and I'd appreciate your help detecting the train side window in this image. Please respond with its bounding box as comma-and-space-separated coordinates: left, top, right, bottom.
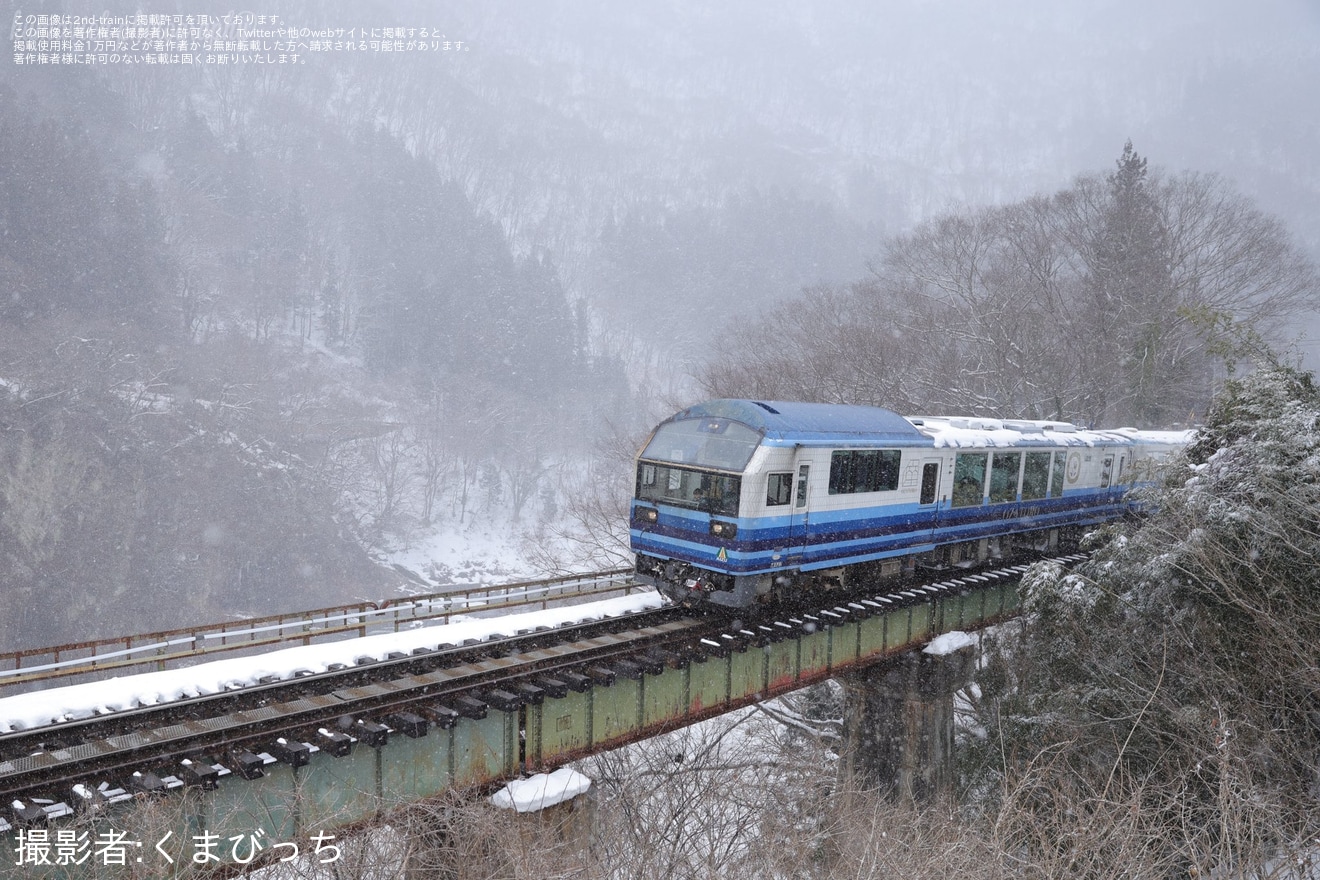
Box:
795, 465, 810, 508
989, 452, 1022, 503
1021, 452, 1050, 501
828, 449, 901, 494
951, 453, 987, 508
766, 472, 793, 506
1049, 451, 1067, 497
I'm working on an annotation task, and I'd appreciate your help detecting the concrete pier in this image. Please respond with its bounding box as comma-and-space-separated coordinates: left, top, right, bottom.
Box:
840, 640, 977, 801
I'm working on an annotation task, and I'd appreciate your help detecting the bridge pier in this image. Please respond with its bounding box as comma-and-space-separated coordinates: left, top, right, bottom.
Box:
839, 638, 976, 801
399, 775, 595, 878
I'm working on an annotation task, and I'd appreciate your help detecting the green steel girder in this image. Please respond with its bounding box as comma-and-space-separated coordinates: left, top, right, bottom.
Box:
1, 570, 1027, 878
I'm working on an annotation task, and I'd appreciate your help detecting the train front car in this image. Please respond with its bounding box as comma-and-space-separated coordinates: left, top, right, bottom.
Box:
630, 400, 935, 609
631, 399, 1193, 611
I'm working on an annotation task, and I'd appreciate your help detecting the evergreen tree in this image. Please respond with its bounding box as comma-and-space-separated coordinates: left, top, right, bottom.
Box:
511, 249, 577, 395
971, 361, 1320, 869
0, 85, 170, 324
1088, 141, 1186, 426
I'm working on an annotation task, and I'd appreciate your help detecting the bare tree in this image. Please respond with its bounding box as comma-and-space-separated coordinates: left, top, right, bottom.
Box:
366, 426, 414, 540
521, 423, 641, 573
699, 148, 1318, 428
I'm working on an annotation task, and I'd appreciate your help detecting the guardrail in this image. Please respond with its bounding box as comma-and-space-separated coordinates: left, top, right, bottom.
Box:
0, 567, 637, 692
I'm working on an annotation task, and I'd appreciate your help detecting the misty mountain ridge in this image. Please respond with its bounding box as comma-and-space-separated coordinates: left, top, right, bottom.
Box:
1, 0, 1316, 650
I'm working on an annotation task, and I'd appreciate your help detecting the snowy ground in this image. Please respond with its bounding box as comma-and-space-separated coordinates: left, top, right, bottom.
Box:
378, 517, 551, 596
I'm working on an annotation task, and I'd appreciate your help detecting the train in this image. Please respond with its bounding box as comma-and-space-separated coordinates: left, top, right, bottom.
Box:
629, 399, 1190, 609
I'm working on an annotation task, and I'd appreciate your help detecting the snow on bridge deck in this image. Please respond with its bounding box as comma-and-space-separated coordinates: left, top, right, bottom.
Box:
0, 592, 665, 734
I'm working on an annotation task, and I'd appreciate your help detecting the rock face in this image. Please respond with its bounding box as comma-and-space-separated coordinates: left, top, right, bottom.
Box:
840, 643, 977, 801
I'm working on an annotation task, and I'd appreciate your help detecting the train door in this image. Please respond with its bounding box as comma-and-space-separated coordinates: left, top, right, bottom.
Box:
919, 458, 942, 544
788, 462, 811, 565
1099, 453, 1115, 489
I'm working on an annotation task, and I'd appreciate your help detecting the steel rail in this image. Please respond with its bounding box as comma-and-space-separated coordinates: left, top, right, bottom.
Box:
0, 608, 705, 802
0, 567, 636, 692
0, 553, 1090, 813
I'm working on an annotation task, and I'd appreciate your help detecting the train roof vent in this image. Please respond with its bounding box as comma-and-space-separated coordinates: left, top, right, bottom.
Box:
1043, 422, 1078, 433
1003, 420, 1043, 433
751, 401, 781, 415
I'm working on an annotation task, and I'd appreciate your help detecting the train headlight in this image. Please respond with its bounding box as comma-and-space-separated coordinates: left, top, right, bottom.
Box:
709, 520, 737, 539
636, 506, 658, 523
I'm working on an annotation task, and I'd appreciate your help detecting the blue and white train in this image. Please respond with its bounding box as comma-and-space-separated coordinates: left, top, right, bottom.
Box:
630, 399, 1189, 609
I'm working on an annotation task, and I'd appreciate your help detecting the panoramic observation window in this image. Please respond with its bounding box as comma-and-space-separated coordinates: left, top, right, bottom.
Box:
1021, 452, 1051, 501
640, 418, 762, 472
952, 453, 987, 508
637, 464, 741, 516
828, 449, 901, 495
989, 451, 1022, 503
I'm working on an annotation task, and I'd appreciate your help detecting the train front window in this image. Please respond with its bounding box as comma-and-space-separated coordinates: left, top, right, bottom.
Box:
637, 464, 741, 516
640, 418, 762, 471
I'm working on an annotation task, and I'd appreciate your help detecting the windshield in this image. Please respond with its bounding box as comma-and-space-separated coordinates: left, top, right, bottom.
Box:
640, 417, 762, 472
636, 464, 741, 516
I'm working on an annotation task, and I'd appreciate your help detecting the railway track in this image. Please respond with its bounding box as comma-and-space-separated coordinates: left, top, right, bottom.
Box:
0, 554, 1086, 812
0, 603, 705, 805
0, 567, 637, 693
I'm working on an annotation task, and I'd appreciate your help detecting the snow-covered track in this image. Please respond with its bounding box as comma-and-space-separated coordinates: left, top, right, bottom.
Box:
0, 603, 696, 804
0, 567, 636, 694
0, 555, 1087, 808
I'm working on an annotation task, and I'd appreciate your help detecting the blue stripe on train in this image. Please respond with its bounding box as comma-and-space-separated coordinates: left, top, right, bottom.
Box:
631, 494, 1127, 575
632, 492, 1122, 550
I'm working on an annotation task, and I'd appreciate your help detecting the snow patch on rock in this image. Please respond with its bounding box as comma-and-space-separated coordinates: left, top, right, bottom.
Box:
923, 630, 976, 655
491, 768, 591, 813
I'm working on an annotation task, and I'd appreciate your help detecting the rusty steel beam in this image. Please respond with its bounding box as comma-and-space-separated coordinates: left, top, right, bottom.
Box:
0, 558, 1067, 879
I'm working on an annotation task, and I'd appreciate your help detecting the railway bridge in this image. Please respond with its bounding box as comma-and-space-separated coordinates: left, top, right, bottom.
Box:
0, 559, 1067, 877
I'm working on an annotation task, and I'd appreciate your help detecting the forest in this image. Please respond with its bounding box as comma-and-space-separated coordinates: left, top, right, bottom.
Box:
2, 1, 1318, 654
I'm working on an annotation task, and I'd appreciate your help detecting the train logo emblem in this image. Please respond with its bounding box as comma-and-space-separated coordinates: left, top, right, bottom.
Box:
1066, 451, 1082, 483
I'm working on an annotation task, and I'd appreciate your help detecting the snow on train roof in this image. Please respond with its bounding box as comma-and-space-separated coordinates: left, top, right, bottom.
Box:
669, 401, 1189, 450
909, 416, 1192, 448
670, 400, 927, 447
